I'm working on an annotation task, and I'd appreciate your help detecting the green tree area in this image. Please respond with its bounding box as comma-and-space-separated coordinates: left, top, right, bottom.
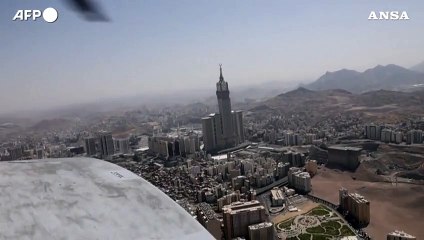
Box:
277, 205, 356, 239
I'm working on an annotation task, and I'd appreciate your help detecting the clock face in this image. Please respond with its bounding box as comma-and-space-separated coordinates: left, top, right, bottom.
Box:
217, 81, 228, 91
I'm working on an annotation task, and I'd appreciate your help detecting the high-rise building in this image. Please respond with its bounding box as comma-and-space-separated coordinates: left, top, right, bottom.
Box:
84, 137, 97, 156
148, 136, 170, 159
7, 146, 23, 160
288, 167, 312, 193
276, 162, 290, 179
339, 187, 348, 209
283, 131, 302, 146
305, 160, 318, 176
202, 65, 244, 153
202, 114, 222, 152
148, 135, 199, 159
36, 148, 44, 159
183, 137, 191, 154
304, 133, 317, 145
327, 146, 361, 171
365, 125, 383, 140
189, 135, 200, 153
196, 203, 223, 240
232, 110, 245, 145
217, 192, 241, 212
222, 200, 267, 240
406, 130, 423, 144
387, 230, 416, 240
270, 188, 285, 207
115, 138, 130, 154
99, 132, 115, 157
381, 129, 393, 143
248, 222, 275, 240
393, 132, 403, 144
339, 188, 370, 226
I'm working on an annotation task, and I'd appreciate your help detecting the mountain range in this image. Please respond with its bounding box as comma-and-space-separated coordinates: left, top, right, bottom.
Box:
248, 87, 424, 123
305, 63, 424, 93
411, 60, 424, 73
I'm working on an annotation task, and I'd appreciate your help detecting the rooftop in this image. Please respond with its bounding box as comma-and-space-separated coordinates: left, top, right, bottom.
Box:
211, 154, 228, 161
349, 193, 370, 203
197, 203, 217, 221
0, 158, 213, 240
248, 222, 273, 230
388, 230, 416, 238
223, 200, 264, 214
294, 172, 311, 178
328, 145, 362, 151
271, 189, 285, 200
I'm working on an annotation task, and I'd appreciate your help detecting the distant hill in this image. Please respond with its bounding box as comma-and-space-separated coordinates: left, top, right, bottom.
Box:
411, 60, 424, 73
353, 89, 424, 107
30, 118, 75, 132
305, 64, 424, 93
258, 87, 353, 114
249, 87, 424, 122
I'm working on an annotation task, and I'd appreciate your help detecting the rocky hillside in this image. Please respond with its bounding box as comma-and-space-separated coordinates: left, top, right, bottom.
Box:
306, 64, 424, 93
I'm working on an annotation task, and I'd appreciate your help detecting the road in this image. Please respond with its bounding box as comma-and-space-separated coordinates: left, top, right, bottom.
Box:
255, 177, 288, 195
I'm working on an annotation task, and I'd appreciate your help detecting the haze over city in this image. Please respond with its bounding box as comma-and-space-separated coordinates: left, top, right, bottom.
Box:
2, 1, 424, 239
1, 0, 424, 114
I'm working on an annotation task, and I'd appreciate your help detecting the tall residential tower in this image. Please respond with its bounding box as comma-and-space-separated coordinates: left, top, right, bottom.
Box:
202, 65, 244, 153
99, 131, 115, 157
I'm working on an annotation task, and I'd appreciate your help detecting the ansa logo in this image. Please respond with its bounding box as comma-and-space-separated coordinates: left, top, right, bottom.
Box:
368, 11, 410, 20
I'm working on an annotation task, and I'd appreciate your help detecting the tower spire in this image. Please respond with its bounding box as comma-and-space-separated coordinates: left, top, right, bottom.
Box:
219, 64, 224, 82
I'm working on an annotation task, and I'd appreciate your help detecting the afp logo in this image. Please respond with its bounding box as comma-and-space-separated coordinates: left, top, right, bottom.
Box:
368, 11, 409, 20
13, 7, 59, 23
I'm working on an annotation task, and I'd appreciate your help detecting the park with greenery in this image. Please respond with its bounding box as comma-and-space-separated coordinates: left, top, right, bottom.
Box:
276, 205, 356, 240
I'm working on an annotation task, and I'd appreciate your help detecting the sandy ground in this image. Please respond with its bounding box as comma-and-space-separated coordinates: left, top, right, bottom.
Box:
271, 200, 319, 224
311, 167, 424, 239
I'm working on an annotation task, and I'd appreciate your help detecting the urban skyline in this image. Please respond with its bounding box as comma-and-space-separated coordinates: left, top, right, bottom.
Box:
1, 1, 424, 239
1, 61, 424, 239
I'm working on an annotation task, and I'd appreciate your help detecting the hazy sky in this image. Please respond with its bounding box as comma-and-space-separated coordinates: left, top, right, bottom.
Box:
1, 0, 424, 114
